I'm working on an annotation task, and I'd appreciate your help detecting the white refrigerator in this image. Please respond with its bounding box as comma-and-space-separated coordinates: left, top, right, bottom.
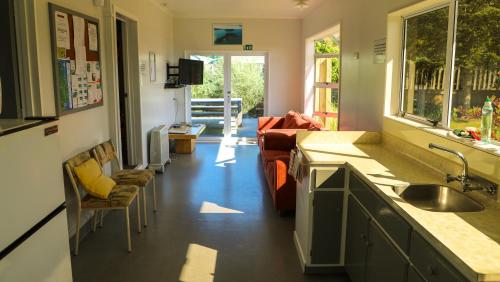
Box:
0, 120, 73, 282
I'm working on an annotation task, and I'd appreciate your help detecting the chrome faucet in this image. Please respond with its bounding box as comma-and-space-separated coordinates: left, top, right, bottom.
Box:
429, 143, 498, 195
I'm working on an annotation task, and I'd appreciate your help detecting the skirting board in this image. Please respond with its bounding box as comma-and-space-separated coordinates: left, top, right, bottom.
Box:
293, 231, 346, 275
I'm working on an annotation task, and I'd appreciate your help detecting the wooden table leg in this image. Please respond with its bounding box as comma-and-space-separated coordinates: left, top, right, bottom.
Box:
175, 139, 196, 154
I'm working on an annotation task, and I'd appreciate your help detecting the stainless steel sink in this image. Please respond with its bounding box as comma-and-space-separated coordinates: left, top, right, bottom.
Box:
392, 184, 484, 212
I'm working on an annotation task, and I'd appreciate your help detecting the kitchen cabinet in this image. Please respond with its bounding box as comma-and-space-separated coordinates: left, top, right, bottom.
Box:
294, 166, 346, 272
345, 196, 370, 282
365, 220, 408, 282
347, 171, 469, 282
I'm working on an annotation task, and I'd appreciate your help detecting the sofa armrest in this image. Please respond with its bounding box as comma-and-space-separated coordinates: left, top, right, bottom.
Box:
258, 117, 284, 133
263, 129, 297, 151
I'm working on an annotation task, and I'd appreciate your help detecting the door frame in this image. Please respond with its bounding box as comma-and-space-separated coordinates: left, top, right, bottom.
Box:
185, 50, 269, 141
103, 2, 143, 168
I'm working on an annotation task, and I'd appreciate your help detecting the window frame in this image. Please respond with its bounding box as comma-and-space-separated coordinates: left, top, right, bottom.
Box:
313, 51, 341, 129
398, 1, 459, 128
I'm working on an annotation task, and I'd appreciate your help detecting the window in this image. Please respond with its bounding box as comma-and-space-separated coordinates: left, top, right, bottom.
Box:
401, 0, 499, 142
314, 35, 340, 131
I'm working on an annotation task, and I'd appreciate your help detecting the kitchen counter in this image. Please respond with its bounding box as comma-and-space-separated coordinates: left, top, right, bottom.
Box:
298, 143, 500, 281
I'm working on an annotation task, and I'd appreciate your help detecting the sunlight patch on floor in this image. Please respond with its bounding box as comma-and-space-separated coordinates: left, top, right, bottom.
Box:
179, 244, 218, 282
199, 201, 244, 214
215, 142, 236, 167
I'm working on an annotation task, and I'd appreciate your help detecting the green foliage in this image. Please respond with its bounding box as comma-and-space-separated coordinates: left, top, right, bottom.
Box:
314, 37, 341, 83
231, 61, 264, 114
191, 56, 224, 99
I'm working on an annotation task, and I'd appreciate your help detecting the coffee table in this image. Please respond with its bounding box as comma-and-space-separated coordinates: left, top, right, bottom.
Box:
168, 124, 206, 154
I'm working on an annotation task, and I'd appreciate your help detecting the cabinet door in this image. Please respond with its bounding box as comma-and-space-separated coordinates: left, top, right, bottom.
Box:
365, 220, 408, 282
310, 191, 343, 264
408, 266, 426, 282
345, 196, 371, 282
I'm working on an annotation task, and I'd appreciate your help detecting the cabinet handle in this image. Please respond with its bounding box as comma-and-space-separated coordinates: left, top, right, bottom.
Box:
426, 265, 437, 276
360, 233, 367, 240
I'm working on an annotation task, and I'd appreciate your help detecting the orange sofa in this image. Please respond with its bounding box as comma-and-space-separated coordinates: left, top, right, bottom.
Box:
257, 111, 323, 213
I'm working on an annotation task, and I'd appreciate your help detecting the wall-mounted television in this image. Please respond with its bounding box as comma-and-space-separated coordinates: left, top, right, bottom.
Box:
179, 59, 204, 85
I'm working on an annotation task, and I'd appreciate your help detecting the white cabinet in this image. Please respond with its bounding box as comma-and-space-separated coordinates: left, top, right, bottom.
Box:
294, 163, 347, 273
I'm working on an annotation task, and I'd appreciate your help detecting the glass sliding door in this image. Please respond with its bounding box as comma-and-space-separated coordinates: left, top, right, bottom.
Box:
190, 55, 226, 138
189, 53, 267, 140
230, 55, 266, 138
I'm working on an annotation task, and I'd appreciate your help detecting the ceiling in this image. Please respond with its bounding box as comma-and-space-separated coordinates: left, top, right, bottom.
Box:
157, 0, 325, 19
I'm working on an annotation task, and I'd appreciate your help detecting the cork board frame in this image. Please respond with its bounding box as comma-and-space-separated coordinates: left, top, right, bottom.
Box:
49, 3, 103, 116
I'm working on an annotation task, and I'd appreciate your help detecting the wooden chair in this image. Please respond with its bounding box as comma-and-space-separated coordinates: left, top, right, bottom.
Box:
92, 140, 157, 227
65, 151, 141, 254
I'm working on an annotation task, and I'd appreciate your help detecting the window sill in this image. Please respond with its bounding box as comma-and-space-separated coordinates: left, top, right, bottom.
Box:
385, 115, 500, 157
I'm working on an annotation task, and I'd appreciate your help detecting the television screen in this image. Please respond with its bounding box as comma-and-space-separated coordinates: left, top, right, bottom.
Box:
179, 59, 204, 85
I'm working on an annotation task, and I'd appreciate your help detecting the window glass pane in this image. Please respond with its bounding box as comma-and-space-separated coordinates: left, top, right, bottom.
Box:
313, 88, 339, 131
450, 0, 499, 142
315, 57, 340, 84
314, 36, 340, 84
190, 55, 225, 137
402, 7, 449, 121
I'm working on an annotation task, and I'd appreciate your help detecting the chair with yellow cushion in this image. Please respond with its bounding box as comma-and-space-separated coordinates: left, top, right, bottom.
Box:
65, 151, 141, 255
92, 140, 157, 227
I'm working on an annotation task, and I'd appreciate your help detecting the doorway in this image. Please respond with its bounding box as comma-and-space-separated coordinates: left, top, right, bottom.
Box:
188, 52, 268, 140
116, 18, 130, 167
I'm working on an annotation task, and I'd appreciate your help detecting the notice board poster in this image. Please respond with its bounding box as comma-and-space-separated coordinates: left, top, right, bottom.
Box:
49, 4, 103, 116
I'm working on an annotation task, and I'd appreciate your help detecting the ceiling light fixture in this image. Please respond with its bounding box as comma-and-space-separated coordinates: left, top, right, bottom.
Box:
295, 0, 309, 9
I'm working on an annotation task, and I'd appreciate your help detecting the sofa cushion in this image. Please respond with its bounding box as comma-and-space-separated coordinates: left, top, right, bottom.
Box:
263, 129, 297, 151
282, 111, 310, 129
300, 114, 324, 130
261, 150, 290, 165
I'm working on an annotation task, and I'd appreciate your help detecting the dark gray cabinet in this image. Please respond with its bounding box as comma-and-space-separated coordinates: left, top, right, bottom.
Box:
346, 196, 408, 282
345, 196, 370, 282
409, 231, 468, 282
408, 266, 426, 282
365, 220, 408, 282
347, 172, 468, 282
310, 191, 344, 264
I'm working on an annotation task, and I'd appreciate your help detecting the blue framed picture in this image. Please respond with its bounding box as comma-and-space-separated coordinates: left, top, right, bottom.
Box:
213, 24, 243, 45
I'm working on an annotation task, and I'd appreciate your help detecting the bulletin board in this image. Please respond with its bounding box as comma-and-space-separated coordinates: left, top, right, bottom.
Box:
49, 4, 103, 116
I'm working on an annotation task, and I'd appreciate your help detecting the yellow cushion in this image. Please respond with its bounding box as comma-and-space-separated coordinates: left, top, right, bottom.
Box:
86, 175, 115, 199
74, 159, 115, 199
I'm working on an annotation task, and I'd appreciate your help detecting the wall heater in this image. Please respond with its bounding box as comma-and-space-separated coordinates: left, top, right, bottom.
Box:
149, 124, 170, 173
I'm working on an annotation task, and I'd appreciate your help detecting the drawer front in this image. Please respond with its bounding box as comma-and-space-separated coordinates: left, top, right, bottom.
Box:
410, 231, 468, 282
349, 172, 412, 253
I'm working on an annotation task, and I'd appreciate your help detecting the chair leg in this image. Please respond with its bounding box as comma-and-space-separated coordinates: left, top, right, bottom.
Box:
125, 207, 131, 253
75, 208, 81, 256
136, 196, 142, 233
99, 210, 104, 228
92, 210, 98, 232
152, 177, 157, 212
142, 188, 148, 227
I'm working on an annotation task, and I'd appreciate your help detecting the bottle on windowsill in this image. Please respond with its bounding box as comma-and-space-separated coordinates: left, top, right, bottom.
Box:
480, 97, 493, 143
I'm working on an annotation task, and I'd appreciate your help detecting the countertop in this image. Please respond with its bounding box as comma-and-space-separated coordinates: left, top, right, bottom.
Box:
298, 143, 500, 282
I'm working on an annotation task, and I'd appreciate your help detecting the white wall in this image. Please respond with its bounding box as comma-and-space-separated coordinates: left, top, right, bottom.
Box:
173, 18, 303, 116
31, 0, 175, 236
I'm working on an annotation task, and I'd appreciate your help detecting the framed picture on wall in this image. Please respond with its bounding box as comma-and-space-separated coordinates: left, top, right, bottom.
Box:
149, 51, 156, 82
213, 24, 243, 45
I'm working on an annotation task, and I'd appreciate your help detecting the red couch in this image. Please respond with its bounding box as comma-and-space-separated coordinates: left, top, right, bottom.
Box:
257, 111, 323, 213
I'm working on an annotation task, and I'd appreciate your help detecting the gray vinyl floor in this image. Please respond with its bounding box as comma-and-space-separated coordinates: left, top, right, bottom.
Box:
71, 143, 349, 282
